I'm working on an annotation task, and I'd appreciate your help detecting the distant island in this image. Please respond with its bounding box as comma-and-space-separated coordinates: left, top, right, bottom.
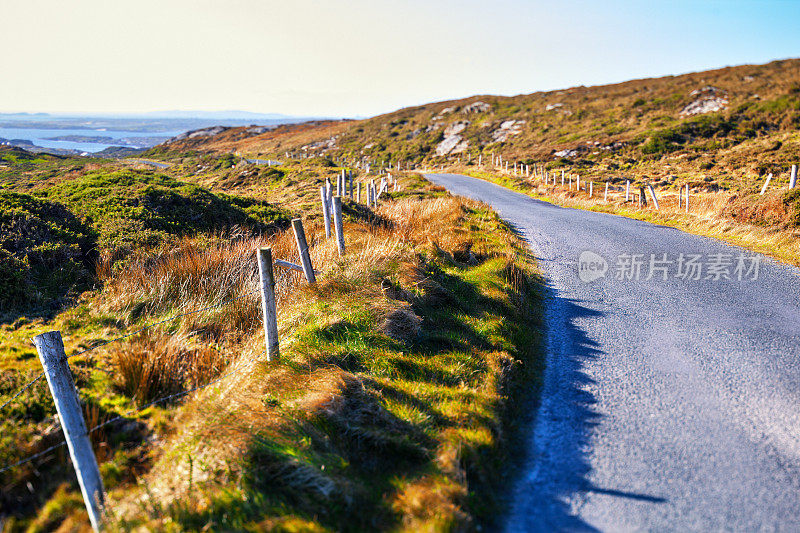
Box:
42, 135, 171, 147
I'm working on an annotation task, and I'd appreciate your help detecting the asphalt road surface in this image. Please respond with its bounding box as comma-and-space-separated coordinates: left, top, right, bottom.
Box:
424, 173, 800, 532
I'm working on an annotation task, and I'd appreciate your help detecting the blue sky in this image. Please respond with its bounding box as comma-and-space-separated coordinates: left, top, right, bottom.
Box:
1, 0, 799, 117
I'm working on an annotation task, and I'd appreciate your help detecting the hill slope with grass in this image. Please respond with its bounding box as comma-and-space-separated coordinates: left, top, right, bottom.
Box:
150, 58, 800, 264
0, 145, 544, 531
155, 58, 800, 190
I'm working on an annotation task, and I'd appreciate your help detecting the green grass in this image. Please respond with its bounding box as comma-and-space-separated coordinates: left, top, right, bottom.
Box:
0, 190, 96, 319
0, 161, 291, 319
43, 169, 290, 251
115, 236, 543, 532
1, 162, 545, 531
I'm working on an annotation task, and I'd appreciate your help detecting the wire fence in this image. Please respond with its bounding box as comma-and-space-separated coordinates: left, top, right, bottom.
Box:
0, 280, 275, 476
0, 173, 382, 529
0, 288, 260, 417
0, 347, 265, 477
0, 271, 288, 476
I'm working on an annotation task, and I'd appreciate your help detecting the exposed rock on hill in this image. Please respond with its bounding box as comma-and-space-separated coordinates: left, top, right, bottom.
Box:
491, 120, 525, 143
436, 121, 470, 156
463, 101, 491, 113
681, 86, 729, 116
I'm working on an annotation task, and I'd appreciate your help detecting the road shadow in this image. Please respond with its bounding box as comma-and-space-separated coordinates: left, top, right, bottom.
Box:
504, 284, 666, 532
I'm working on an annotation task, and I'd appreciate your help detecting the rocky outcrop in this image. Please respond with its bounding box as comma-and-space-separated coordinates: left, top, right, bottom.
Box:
432, 106, 456, 121
462, 101, 491, 113
435, 121, 470, 156
491, 120, 525, 143
172, 126, 228, 142
681, 86, 728, 116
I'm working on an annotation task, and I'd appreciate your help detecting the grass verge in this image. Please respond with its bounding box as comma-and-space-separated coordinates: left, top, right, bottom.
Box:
446, 165, 800, 268
1, 171, 544, 532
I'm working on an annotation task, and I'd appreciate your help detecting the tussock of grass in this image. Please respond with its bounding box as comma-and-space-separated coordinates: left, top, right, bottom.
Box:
109, 331, 229, 406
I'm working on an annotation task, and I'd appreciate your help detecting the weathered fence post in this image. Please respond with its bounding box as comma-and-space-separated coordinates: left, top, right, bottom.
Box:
625, 180, 630, 202
685, 184, 689, 213
320, 186, 331, 238
639, 186, 647, 207
291, 219, 316, 284
34, 331, 105, 532
257, 247, 280, 360
589, 182, 594, 198
604, 182, 609, 201
357, 182, 361, 203
678, 187, 682, 209
576, 174, 581, 191
569, 175, 572, 189
332, 196, 345, 256
348, 170, 353, 198
790, 165, 797, 189
647, 183, 659, 210
760, 173, 773, 195
561, 170, 565, 186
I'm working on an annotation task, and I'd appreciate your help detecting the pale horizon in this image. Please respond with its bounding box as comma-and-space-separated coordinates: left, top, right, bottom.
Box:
3, 0, 800, 118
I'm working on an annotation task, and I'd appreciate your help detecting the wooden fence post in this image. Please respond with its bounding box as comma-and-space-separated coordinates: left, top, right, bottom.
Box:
604, 182, 609, 201
589, 182, 594, 198
320, 186, 331, 238
790, 165, 797, 189
576, 175, 581, 190
291, 219, 316, 284
561, 170, 565, 186
685, 184, 689, 213
357, 182, 361, 203
625, 180, 630, 202
347, 171, 353, 199
257, 247, 279, 361
647, 183, 659, 210
33, 331, 105, 532
678, 187, 682, 209
638, 186, 647, 207
760, 173, 773, 195
332, 196, 345, 256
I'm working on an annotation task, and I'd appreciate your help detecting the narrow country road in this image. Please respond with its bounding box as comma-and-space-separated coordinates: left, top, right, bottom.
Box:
424, 173, 800, 532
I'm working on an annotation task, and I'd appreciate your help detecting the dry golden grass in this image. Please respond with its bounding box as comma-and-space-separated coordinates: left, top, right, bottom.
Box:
459, 165, 800, 267
108, 331, 230, 406
104, 185, 542, 532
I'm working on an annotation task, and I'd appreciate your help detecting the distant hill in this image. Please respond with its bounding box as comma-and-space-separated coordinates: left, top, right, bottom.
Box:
138, 110, 302, 120
161, 58, 800, 190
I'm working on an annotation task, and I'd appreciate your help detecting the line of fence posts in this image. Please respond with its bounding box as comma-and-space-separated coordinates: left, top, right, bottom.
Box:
514, 161, 704, 214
